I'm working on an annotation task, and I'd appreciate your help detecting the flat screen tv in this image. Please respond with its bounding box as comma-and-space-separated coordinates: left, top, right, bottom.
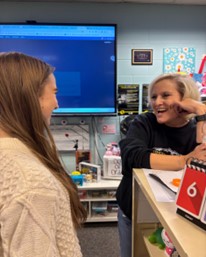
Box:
0, 23, 117, 116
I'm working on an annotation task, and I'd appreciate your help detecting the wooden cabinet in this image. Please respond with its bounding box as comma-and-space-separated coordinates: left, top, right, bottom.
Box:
132, 169, 206, 257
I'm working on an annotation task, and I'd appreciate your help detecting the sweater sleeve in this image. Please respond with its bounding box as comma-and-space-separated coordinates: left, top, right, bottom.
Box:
0, 190, 60, 257
119, 113, 155, 176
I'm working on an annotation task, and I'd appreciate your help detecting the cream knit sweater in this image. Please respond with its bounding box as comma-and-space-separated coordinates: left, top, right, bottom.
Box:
0, 138, 82, 257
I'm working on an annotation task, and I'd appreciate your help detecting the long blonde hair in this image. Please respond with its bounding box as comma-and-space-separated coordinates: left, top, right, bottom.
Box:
0, 52, 87, 228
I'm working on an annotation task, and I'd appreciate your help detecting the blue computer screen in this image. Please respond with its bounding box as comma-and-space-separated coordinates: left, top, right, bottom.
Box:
0, 23, 117, 115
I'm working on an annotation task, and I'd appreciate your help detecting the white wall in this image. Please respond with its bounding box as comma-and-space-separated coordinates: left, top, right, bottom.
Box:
1, 2, 206, 170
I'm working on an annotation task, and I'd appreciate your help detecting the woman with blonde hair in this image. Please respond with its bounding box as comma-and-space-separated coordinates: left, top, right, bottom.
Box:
116, 73, 206, 257
0, 52, 87, 257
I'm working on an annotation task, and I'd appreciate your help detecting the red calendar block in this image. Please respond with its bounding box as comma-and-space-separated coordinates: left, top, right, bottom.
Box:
176, 167, 206, 218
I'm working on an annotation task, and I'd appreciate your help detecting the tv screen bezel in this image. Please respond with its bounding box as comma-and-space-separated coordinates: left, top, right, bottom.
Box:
0, 22, 117, 117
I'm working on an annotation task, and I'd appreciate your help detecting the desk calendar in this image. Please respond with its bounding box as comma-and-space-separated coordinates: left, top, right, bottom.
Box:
176, 159, 206, 231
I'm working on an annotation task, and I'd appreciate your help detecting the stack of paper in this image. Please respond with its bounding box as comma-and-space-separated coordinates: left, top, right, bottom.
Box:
143, 169, 183, 202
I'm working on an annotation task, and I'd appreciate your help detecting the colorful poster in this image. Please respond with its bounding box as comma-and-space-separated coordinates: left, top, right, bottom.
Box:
117, 84, 139, 115
163, 47, 196, 74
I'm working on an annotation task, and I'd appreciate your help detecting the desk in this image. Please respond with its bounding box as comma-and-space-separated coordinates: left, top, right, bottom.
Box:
132, 169, 206, 257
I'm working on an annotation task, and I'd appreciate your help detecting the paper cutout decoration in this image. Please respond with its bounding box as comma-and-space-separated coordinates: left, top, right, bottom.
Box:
163, 47, 196, 74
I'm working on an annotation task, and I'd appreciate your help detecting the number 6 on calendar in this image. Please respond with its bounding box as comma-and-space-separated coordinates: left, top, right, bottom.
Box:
187, 182, 197, 198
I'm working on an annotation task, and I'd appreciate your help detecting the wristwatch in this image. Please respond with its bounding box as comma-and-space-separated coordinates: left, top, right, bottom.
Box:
194, 114, 206, 122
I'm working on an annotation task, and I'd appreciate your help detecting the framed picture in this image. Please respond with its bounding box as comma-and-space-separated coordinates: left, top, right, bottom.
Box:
132, 49, 153, 65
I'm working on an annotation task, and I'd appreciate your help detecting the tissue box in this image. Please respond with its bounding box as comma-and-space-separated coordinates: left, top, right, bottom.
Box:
103, 156, 122, 179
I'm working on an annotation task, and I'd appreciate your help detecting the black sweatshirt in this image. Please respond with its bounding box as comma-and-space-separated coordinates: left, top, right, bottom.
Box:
116, 112, 198, 220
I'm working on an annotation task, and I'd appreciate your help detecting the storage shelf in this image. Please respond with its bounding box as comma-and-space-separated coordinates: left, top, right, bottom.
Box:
81, 197, 116, 202
86, 216, 118, 222
78, 179, 120, 222
79, 179, 120, 190
142, 229, 166, 257
88, 212, 118, 222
